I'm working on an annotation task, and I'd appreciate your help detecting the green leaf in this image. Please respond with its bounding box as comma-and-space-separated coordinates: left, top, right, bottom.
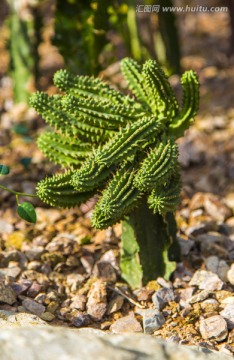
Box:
17, 202, 37, 223
0, 165, 10, 175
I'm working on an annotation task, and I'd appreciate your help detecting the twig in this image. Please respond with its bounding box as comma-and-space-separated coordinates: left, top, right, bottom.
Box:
107, 285, 146, 309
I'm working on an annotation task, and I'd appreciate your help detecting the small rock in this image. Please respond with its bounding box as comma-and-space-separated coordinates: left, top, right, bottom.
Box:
24, 246, 44, 261
10, 281, 31, 295
107, 295, 124, 314
70, 294, 87, 311
22, 298, 45, 316
92, 262, 117, 282
189, 290, 213, 304
66, 274, 85, 292
80, 256, 94, 274
152, 288, 175, 310
0, 283, 16, 305
178, 238, 195, 256
205, 256, 229, 282
220, 304, 234, 329
143, 309, 165, 334
27, 282, 44, 297
71, 311, 90, 328
0, 220, 13, 234
203, 195, 232, 222
227, 263, 234, 285
0, 266, 21, 279
200, 299, 219, 313
189, 270, 223, 291
199, 315, 228, 342
40, 312, 55, 322
86, 280, 107, 321
110, 314, 142, 334
0, 310, 47, 327
27, 261, 42, 271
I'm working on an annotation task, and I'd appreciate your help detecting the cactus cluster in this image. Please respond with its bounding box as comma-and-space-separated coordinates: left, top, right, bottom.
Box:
31, 58, 199, 231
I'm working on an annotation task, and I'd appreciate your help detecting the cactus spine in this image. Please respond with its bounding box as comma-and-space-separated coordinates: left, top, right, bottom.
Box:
31, 58, 199, 289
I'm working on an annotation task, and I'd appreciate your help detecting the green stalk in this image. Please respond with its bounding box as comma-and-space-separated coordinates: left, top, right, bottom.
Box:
120, 197, 180, 288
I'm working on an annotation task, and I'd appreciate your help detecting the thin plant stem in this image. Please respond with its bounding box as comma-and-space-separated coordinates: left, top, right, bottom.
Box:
0, 184, 38, 198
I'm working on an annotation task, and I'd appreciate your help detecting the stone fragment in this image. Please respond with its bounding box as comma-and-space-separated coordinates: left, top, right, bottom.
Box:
86, 280, 107, 321
0, 219, 14, 234
152, 287, 175, 310
0, 282, 16, 305
10, 281, 31, 295
0, 266, 21, 279
110, 314, 142, 334
93, 261, 117, 282
205, 256, 229, 282
189, 290, 213, 304
70, 294, 87, 311
22, 298, 45, 316
189, 270, 223, 291
71, 311, 90, 328
40, 312, 55, 322
66, 273, 85, 292
178, 238, 195, 256
227, 263, 234, 285
220, 304, 234, 329
0, 310, 47, 327
200, 299, 219, 313
143, 309, 165, 334
203, 195, 232, 222
199, 315, 228, 342
107, 295, 124, 314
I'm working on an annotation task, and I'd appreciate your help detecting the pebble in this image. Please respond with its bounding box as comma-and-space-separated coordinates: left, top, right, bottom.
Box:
227, 263, 234, 285
200, 299, 219, 313
0, 310, 47, 327
0, 282, 16, 305
110, 314, 142, 334
0, 266, 21, 279
199, 315, 228, 342
189, 270, 223, 291
10, 281, 31, 295
143, 309, 165, 334
92, 261, 117, 282
205, 256, 229, 282
86, 280, 107, 321
107, 295, 124, 314
66, 274, 85, 292
22, 298, 45, 316
220, 305, 234, 329
0, 220, 13, 234
40, 312, 55, 322
70, 294, 87, 311
152, 288, 175, 310
71, 311, 90, 328
189, 290, 214, 304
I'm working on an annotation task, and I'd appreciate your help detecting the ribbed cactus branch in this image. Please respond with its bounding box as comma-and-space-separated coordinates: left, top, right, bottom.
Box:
169, 70, 199, 137
142, 60, 179, 116
32, 57, 199, 289
91, 162, 142, 229
36, 171, 95, 208
37, 132, 91, 167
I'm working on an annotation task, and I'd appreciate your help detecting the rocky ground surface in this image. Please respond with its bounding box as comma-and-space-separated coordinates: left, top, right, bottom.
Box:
0, 6, 234, 359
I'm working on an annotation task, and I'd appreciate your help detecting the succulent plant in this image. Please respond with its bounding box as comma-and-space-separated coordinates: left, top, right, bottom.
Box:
30, 58, 199, 288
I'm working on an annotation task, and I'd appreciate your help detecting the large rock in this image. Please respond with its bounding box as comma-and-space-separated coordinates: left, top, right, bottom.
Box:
0, 326, 232, 360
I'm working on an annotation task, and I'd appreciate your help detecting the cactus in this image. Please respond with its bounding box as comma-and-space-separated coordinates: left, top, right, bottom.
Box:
30, 58, 199, 288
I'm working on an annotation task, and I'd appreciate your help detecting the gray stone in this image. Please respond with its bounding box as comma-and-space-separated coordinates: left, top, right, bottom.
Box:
205, 256, 229, 282
199, 315, 228, 342
86, 280, 107, 321
143, 309, 165, 334
189, 290, 213, 304
0, 266, 21, 279
227, 263, 234, 285
152, 287, 175, 310
107, 295, 124, 314
0, 219, 13, 234
110, 314, 142, 334
0, 326, 232, 360
0, 283, 16, 305
189, 270, 223, 291
22, 298, 45, 316
220, 304, 234, 329
0, 310, 47, 327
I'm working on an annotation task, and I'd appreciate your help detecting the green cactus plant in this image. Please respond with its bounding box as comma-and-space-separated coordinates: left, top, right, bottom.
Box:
30, 58, 199, 288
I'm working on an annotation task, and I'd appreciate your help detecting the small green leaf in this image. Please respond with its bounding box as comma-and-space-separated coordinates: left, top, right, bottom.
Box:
0, 165, 10, 175
17, 202, 37, 223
